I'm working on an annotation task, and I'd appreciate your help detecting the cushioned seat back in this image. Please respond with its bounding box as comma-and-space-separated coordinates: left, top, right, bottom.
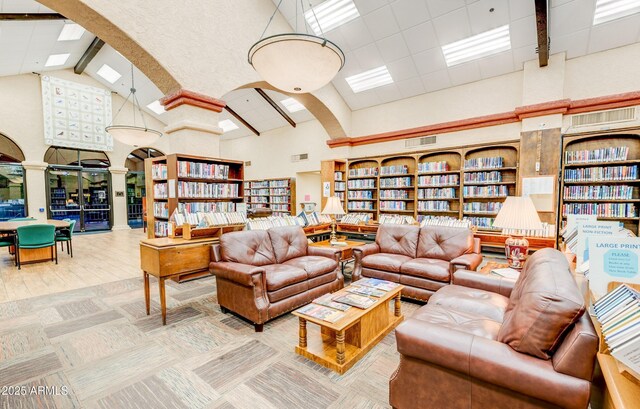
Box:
551, 312, 598, 380
267, 225, 308, 263
375, 224, 419, 258
417, 225, 474, 260
498, 248, 586, 359
220, 230, 276, 266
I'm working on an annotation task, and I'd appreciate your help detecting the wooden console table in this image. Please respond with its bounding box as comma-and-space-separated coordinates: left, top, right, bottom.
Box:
473, 232, 556, 252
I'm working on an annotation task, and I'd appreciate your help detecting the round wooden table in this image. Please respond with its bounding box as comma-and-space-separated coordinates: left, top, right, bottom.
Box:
0, 219, 70, 265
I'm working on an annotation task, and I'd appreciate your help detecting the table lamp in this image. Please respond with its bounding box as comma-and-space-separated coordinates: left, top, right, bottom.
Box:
492, 196, 543, 270
321, 196, 346, 243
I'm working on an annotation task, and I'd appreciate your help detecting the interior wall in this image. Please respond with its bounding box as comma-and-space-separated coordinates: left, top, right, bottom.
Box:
295, 171, 321, 213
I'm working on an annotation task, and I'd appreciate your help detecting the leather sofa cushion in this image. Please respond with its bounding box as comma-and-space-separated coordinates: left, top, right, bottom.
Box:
400, 258, 451, 282
284, 256, 337, 278
498, 248, 586, 359
220, 230, 276, 266
411, 304, 501, 341
375, 224, 419, 258
361, 268, 400, 283
362, 253, 412, 273
263, 264, 307, 291
267, 281, 308, 303
417, 225, 474, 261
267, 226, 308, 263
400, 275, 448, 292
429, 285, 509, 323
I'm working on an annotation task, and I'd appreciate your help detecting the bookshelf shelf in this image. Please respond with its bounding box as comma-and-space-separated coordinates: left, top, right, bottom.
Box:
243, 178, 296, 216
321, 160, 347, 212
563, 159, 640, 168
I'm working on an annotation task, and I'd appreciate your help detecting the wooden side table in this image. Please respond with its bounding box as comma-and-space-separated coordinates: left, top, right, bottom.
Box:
309, 239, 366, 274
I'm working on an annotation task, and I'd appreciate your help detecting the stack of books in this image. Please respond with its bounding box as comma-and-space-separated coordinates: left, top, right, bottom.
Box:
339, 213, 370, 225
378, 214, 416, 225
245, 215, 306, 230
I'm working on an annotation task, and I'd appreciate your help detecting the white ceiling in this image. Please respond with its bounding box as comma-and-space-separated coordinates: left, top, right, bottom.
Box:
2, 0, 640, 139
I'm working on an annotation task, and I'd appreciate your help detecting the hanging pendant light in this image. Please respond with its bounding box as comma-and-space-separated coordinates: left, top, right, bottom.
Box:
105, 65, 162, 147
248, 0, 345, 94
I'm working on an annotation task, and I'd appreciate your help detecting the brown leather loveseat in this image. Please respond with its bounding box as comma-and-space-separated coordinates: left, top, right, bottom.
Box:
389, 248, 598, 409
209, 225, 344, 331
352, 224, 482, 301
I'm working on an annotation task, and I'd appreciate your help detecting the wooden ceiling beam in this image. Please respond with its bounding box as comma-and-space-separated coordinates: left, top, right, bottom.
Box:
224, 106, 260, 136
74, 37, 105, 75
0, 13, 66, 21
535, 0, 549, 67
254, 88, 296, 128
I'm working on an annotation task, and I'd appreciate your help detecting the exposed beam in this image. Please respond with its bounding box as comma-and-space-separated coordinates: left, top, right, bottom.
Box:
74, 37, 105, 75
0, 13, 66, 21
128, 152, 146, 161
254, 88, 296, 128
534, 0, 549, 67
224, 106, 260, 136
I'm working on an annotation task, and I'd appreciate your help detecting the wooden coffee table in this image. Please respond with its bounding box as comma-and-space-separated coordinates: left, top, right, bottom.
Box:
309, 239, 366, 274
292, 284, 403, 374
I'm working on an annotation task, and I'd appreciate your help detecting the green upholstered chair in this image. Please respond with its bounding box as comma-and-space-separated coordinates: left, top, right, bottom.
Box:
55, 219, 76, 257
16, 224, 57, 269
9, 217, 36, 221
0, 233, 17, 266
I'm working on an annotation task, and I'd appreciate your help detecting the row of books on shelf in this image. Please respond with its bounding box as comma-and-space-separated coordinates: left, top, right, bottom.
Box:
303, 212, 332, 226
271, 196, 290, 204
564, 165, 638, 182
270, 204, 290, 211
177, 161, 231, 180
348, 191, 374, 199
379, 190, 410, 199
418, 161, 448, 173
463, 202, 503, 214
248, 203, 267, 208
245, 215, 305, 231
154, 202, 169, 218
155, 221, 171, 237
347, 179, 375, 189
248, 188, 270, 196
272, 211, 290, 217
177, 182, 239, 199
418, 188, 457, 199
151, 164, 167, 180
465, 216, 498, 230
379, 214, 416, 224
593, 284, 640, 376
380, 165, 409, 175
463, 185, 509, 197
335, 181, 346, 191
417, 201, 450, 211
501, 222, 556, 238
563, 185, 635, 200
565, 146, 630, 164
176, 202, 238, 213
348, 202, 375, 210
380, 177, 412, 187
335, 192, 345, 200
172, 211, 247, 227
154, 184, 167, 199
379, 201, 408, 211
247, 197, 269, 203
562, 203, 638, 218
463, 156, 503, 170
464, 171, 502, 183
418, 175, 459, 186
339, 213, 371, 224
334, 171, 344, 181
349, 167, 378, 177
418, 215, 472, 228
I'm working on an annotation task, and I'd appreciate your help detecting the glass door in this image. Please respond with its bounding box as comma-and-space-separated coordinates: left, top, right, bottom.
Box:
126, 171, 145, 228
48, 167, 82, 232
0, 164, 26, 220
81, 170, 111, 231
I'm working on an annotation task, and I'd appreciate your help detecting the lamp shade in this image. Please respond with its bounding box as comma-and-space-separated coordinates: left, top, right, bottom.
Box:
321, 196, 345, 216
106, 125, 162, 147
492, 196, 543, 231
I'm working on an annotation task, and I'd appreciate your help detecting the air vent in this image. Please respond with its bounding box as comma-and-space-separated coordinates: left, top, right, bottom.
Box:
405, 135, 436, 148
244, 161, 251, 167
571, 107, 636, 128
291, 153, 309, 162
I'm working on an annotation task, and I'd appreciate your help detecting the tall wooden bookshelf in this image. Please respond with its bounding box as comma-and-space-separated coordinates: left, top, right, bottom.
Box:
417, 151, 462, 220
320, 160, 347, 212
145, 154, 244, 238
379, 156, 415, 216
347, 159, 379, 220
560, 132, 640, 235
243, 177, 296, 216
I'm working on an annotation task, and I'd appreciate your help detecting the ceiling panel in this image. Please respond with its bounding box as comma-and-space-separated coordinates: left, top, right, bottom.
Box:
391, 0, 431, 31
432, 7, 471, 44
467, 0, 510, 34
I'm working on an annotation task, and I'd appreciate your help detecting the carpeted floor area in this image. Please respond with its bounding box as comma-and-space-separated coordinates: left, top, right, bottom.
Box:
0, 274, 422, 409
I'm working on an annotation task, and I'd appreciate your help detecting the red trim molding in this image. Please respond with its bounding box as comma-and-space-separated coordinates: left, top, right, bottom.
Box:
328, 91, 640, 148
160, 89, 226, 113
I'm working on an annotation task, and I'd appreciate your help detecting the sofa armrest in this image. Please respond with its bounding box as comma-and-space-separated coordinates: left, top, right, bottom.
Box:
396, 319, 590, 409
352, 242, 380, 281
211, 244, 222, 262
450, 253, 483, 272
210, 261, 265, 287
452, 269, 515, 297
308, 245, 341, 262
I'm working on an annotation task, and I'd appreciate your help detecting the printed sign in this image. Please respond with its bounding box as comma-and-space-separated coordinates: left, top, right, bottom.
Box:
589, 237, 640, 297
576, 221, 621, 265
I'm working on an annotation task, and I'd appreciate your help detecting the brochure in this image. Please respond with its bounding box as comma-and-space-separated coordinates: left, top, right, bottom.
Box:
333, 293, 376, 309
313, 294, 351, 311
296, 304, 344, 323
357, 278, 399, 292
347, 285, 385, 298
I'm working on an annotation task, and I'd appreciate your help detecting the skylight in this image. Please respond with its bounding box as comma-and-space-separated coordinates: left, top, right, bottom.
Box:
57, 23, 85, 41
346, 66, 394, 93
304, 0, 360, 35
219, 119, 239, 132
45, 53, 70, 67
146, 100, 166, 115
442, 25, 511, 67
281, 97, 306, 113
96, 64, 122, 84
593, 0, 640, 25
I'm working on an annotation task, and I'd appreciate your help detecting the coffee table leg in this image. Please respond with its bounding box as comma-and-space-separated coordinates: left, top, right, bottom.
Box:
299, 318, 307, 348
143, 271, 150, 315
336, 330, 345, 365
395, 292, 402, 317
159, 277, 167, 325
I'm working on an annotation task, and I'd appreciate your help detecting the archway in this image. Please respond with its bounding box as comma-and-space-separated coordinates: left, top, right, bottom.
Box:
124, 147, 165, 228
0, 133, 27, 220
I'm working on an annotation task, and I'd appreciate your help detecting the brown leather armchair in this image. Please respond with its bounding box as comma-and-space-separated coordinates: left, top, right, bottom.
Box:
389, 248, 598, 409
352, 224, 482, 301
209, 225, 344, 331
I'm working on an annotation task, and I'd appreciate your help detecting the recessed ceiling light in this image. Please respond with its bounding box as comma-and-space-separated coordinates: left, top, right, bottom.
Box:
281, 97, 306, 113
146, 100, 165, 115
45, 53, 70, 67
346, 66, 394, 93
442, 25, 511, 67
593, 0, 640, 25
219, 119, 239, 132
96, 64, 122, 84
304, 0, 360, 35
57, 23, 85, 41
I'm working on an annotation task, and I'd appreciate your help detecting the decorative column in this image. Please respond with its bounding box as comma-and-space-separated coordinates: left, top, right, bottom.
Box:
159, 89, 225, 157
109, 166, 130, 230
21, 161, 49, 220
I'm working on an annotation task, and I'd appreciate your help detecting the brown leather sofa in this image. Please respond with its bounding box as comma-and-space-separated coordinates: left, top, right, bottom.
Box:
352, 224, 482, 301
389, 248, 598, 409
209, 225, 344, 331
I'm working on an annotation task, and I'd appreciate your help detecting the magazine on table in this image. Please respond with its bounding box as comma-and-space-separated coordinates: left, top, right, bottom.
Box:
356, 278, 399, 292
347, 285, 386, 298
296, 304, 344, 323
313, 294, 351, 311
333, 293, 376, 309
